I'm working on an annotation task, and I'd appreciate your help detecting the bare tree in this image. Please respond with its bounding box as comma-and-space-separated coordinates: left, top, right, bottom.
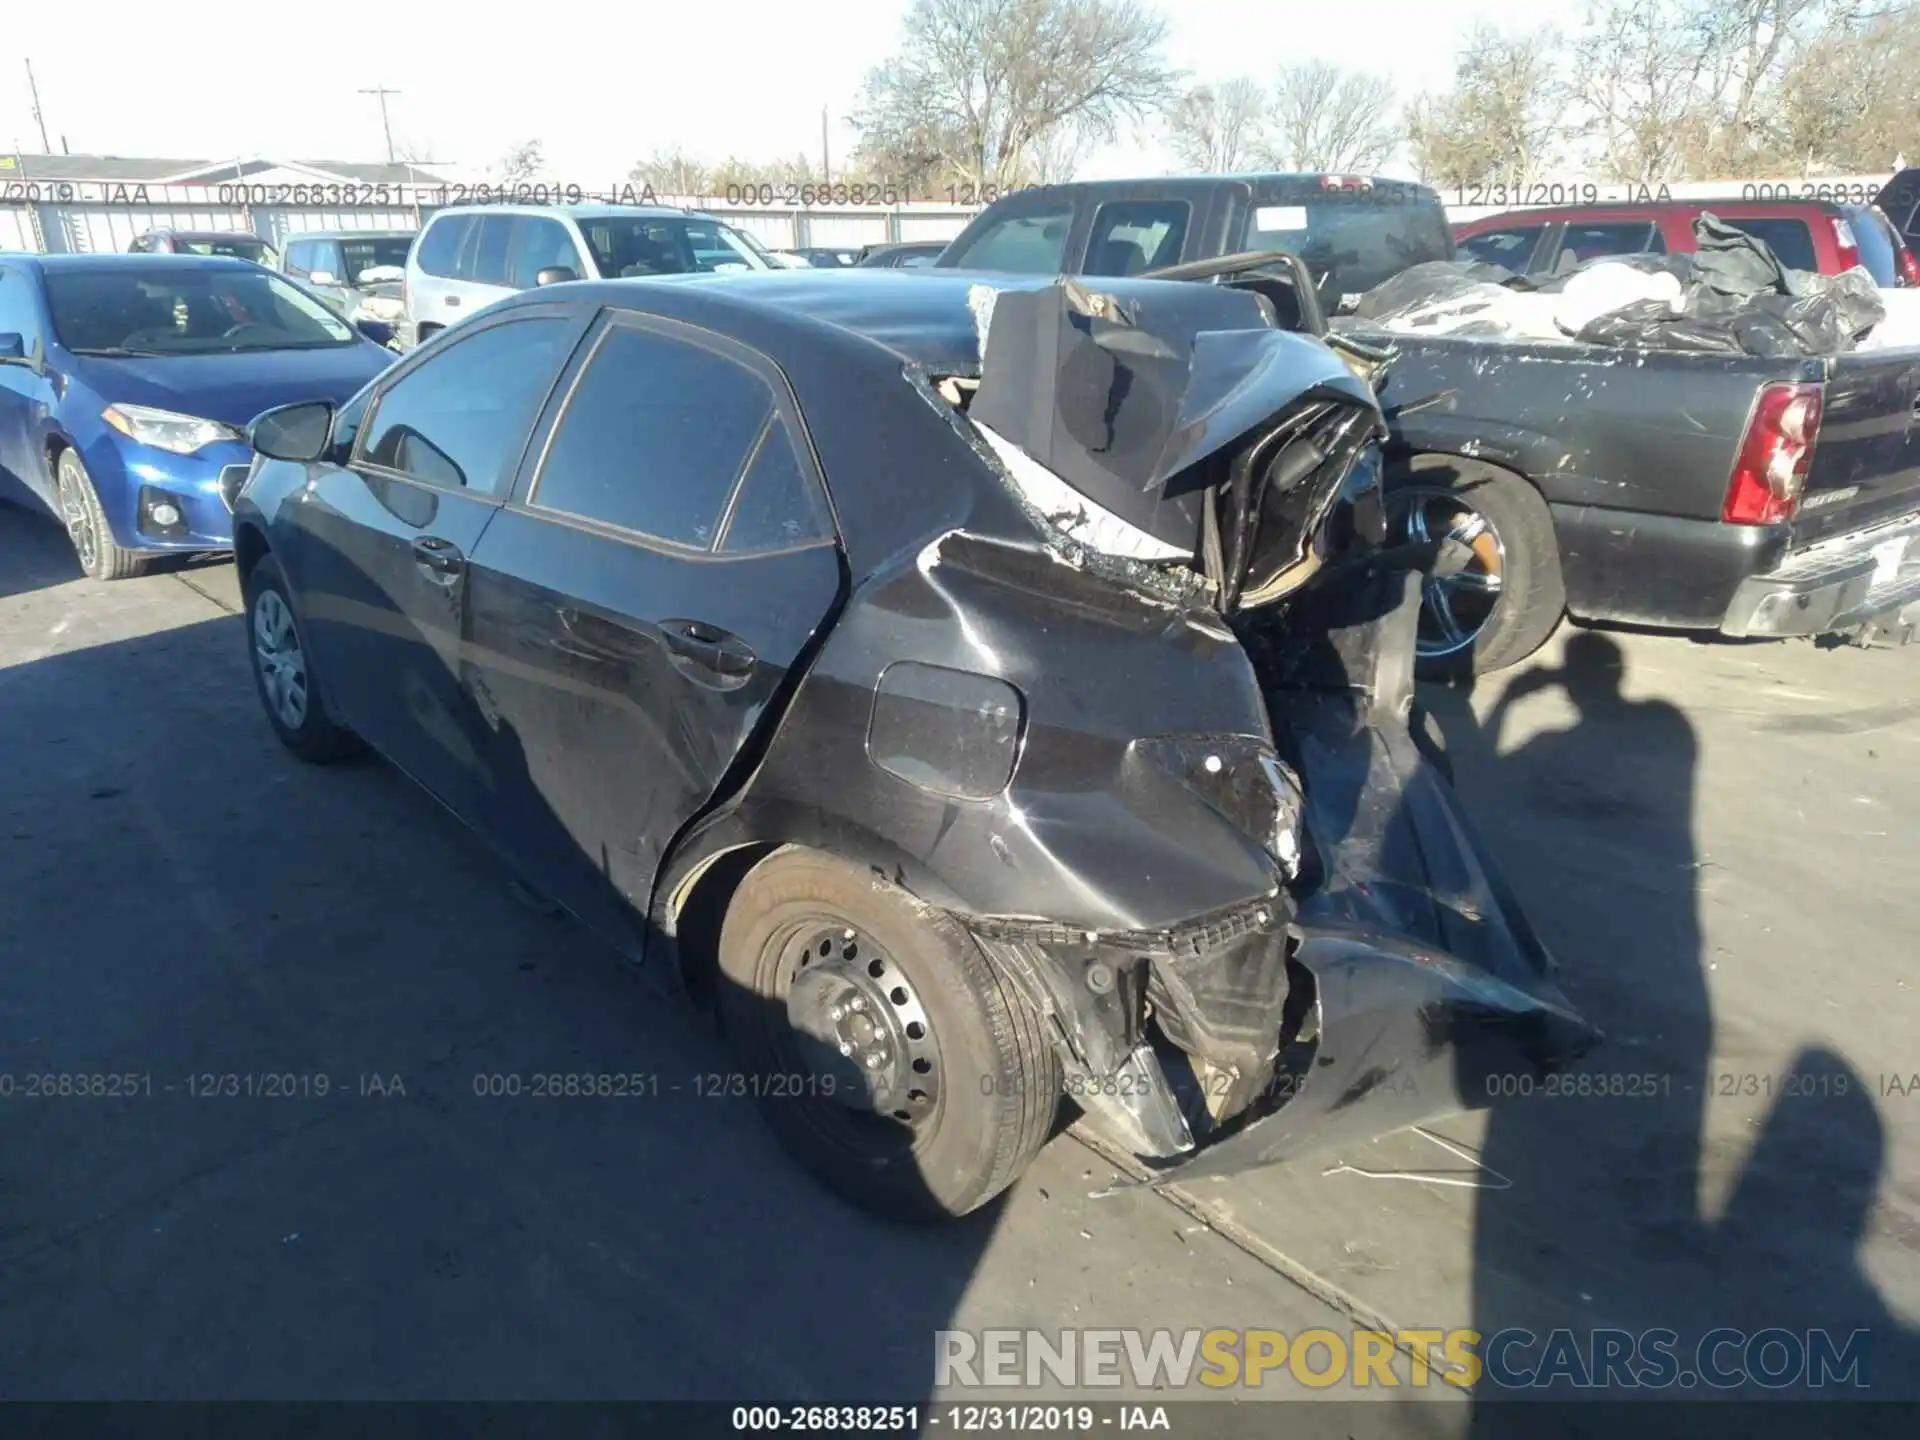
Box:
497, 139, 543, 184
1262, 61, 1400, 172
851, 0, 1182, 192
1407, 24, 1571, 189
1567, 0, 1721, 184
1166, 78, 1266, 172
629, 146, 711, 194
1765, 4, 1920, 171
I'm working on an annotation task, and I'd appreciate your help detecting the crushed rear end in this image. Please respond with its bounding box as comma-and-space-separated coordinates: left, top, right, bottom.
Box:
939, 276, 1598, 1178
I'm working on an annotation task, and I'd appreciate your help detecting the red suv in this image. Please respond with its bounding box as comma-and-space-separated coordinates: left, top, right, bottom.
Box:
1454, 198, 1920, 287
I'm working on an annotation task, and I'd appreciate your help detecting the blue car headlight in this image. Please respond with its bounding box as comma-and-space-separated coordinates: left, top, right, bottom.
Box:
102, 403, 243, 456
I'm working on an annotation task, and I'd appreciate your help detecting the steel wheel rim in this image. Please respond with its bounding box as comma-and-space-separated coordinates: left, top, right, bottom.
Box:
252, 590, 309, 729
57, 467, 98, 572
776, 918, 944, 1139
1391, 486, 1507, 659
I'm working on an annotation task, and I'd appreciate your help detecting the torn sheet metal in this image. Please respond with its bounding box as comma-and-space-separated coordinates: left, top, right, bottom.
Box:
965, 278, 1387, 611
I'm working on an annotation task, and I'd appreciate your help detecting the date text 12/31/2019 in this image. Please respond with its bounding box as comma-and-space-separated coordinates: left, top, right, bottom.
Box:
2, 178, 1028, 210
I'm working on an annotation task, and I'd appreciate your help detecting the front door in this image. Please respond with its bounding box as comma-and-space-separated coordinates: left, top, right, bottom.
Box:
463, 310, 843, 949
289, 307, 584, 822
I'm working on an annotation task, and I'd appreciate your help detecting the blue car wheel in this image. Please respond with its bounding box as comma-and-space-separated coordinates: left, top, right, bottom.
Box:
55, 449, 145, 581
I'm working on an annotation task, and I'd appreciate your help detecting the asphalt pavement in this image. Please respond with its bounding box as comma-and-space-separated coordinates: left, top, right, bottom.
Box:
3, 497, 1917, 1428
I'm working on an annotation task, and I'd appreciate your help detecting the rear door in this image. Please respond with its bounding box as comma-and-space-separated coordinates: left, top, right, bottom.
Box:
0, 264, 53, 509
1540, 217, 1667, 274
408, 213, 473, 335
462, 308, 842, 948
289, 304, 587, 822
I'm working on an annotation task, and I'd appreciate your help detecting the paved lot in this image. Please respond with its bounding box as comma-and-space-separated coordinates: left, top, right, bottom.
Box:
3, 496, 1918, 1422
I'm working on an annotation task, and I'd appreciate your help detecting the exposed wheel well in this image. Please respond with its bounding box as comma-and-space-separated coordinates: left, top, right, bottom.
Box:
662, 842, 781, 1011
233, 522, 269, 585
43, 434, 68, 476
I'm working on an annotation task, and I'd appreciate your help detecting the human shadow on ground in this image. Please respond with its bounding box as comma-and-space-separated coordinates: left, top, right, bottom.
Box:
1423, 631, 1920, 1435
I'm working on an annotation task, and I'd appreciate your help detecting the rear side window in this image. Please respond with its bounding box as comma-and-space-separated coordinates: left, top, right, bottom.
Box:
530, 320, 828, 551
946, 205, 1075, 273
1084, 201, 1189, 276
1458, 225, 1546, 271
358, 316, 573, 493
1721, 217, 1816, 272
1552, 221, 1664, 270
415, 215, 473, 279
471, 216, 514, 286
1843, 207, 1899, 285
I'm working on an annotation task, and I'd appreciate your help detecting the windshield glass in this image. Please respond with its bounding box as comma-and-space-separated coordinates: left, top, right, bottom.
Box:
339, 236, 415, 283
1241, 185, 1455, 311
46, 266, 360, 355
174, 236, 276, 265
575, 216, 771, 276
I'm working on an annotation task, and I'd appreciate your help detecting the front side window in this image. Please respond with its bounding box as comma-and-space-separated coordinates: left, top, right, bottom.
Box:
508, 218, 582, 289
284, 242, 314, 277
530, 320, 827, 551
338, 236, 414, 284
44, 266, 358, 355
574, 217, 770, 278
1084, 200, 1189, 276
0, 268, 42, 346
945, 205, 1075, 273
357, 316, 573, 493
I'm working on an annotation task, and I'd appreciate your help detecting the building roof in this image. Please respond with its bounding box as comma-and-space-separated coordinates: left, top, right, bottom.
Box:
0, 153, 445, 184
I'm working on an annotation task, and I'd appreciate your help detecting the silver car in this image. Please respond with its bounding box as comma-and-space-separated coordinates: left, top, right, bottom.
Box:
279, 230, 416, 345
401, 203, 774, 347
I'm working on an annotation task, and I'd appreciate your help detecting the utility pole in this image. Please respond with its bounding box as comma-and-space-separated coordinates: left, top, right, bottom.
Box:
821, 105, 830, 185
25, 60, 51, 152
359, 85, 401, 164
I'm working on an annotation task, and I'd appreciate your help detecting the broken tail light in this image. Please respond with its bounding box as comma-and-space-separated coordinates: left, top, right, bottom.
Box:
1723, 382, 1823, 525
1830, 216, 1862, 273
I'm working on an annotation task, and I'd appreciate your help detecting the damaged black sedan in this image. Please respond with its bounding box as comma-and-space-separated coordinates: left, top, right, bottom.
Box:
231, 268, 1596, 1219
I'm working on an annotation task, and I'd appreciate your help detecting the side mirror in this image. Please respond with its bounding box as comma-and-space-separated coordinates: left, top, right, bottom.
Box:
308, 269, 339, 287
0, 332, 24, 361
534, 266, 578, 287
354, 318, 396, 347
247, 400, 336, 463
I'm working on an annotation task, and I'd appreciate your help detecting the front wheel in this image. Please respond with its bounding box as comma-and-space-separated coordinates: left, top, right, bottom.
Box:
1388, 458, 1565, 679
717, 848, 1060, 1221
55, 448, 145, 581
242, 554, 365, 764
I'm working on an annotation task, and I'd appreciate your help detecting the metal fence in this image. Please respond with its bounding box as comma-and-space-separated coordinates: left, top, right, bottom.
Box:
1, 184, 979, 257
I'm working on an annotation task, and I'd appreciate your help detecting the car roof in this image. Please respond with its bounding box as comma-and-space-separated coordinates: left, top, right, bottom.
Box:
282, 229, 416, 242
1462, 197, 1857, 227
495, 267, 1274, 377
142, 229, 271, 240
19, 253, 268, 272
426, 203, 693, 222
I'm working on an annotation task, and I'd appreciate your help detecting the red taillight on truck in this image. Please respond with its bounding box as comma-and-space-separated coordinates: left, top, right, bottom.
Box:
1831, 216, 1861, 272
1723, 382, 1823, 525
1898, 244, 1920, 287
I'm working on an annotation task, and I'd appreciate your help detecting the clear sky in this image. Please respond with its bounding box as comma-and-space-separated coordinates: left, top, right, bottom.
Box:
7, 0, 1513, 181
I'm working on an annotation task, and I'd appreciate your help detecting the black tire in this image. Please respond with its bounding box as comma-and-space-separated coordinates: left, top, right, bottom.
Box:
1390, 456, 1565, 679
241, 553, 365, 764
54, 447, 146, 581
717, 847, 1060, 1221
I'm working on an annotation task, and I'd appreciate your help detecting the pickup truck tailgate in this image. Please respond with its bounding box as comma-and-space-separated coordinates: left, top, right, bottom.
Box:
1794, 348, 1920, 544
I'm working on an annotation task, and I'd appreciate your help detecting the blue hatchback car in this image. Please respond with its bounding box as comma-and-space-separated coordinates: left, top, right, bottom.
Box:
0, 254, 396, 578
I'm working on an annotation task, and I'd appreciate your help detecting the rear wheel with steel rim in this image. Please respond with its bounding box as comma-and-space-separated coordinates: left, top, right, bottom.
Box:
241, 553, 365, 763
55, 448, 144, 580
717, 847, 1060, 1220
1388, 457, 1565, 678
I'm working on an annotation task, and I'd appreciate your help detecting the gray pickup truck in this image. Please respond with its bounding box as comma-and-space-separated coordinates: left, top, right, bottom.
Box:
938, 174, 1920, 674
